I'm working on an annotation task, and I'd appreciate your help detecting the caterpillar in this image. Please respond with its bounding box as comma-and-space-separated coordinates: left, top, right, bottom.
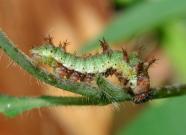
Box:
31, 37, 156, 104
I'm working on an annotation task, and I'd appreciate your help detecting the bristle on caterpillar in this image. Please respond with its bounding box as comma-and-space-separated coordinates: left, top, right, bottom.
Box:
44, 35, 54, 45
59, 40, 69, 52
31, 38, 156, 104
99, 38, 112, 55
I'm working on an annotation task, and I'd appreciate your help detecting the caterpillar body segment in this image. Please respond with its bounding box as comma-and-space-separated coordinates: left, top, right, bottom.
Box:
31, 44, 136, 81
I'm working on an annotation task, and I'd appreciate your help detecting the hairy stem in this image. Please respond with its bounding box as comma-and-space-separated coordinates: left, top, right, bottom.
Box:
1, 83, 186, 117
0, 95, 107, 117
0, 30, 102, 98
152, 84, 186, 99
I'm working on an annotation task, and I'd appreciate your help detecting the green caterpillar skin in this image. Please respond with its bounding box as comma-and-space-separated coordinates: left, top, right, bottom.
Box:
31, 42, 152, 104
31, 44, 139, 86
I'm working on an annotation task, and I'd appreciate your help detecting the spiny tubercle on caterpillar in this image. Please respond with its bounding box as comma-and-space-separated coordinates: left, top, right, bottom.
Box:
31, 38, 156, 104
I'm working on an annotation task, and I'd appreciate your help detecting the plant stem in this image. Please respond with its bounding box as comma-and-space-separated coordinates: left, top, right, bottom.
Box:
152, 84, 186, 99
0, 30, 102, 98
0, 95, 107, 117
1, 84, 186, 117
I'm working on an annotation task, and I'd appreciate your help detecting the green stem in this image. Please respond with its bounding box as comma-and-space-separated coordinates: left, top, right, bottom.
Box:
1, 84, 186, 117
0, 95, 107, 117
152, 84, 186, 99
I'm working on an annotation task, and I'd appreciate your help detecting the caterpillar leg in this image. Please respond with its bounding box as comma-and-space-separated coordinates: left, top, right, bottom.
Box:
54, 66, 73, 79
70, 72, 80, 82
83, 74, 94, 83
54, 65, 94, 83
70, 72, 94, 83
132, 90, 153, 104
54, 67, 68, 79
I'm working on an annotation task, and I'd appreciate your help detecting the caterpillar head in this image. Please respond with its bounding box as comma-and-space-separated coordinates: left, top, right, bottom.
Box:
30, 44, 58, 66
127, 60, 155, 104
31, 44, 56, 58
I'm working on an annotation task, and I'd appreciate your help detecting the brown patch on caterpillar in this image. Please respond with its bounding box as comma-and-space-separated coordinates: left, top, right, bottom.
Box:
70, 72, 81, 81
102, 68, 116, 77
122, 48, 129, 63
70, 72, 94, 82
79, 73, 86, 81
136, 74, 150, 94
82, 53, 92, 59
131, 61, 153, 104
56, 65, 118, 83
136, 62, 144, 75
114, 72, 125, 83
56, 65, 73, 79
65, 69, 74, 78
57, 66, 69, 78
133, 58, 157, 96
134, 58, 157, 97
56, 65, 95, 82
83, 73, 94, 83
114, 71, 132, 96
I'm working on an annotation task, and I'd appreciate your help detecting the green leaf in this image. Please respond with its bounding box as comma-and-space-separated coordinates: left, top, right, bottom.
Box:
79, 0, 186, 53
117, 96, 186, 135
163, 21, 186, 81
